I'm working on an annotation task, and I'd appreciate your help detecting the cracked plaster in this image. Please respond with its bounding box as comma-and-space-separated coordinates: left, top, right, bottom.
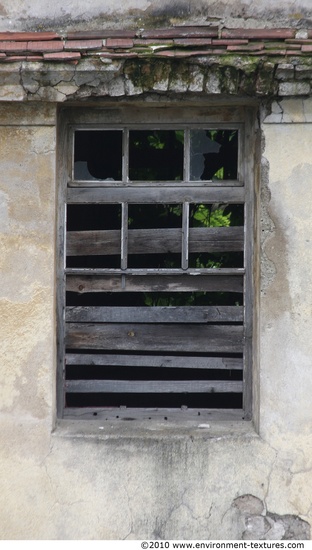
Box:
1, 46, 312, 538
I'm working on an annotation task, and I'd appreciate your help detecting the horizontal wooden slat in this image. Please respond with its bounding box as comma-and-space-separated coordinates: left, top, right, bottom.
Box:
66, 323, 244, 353
66, 353, 243, 370
66, 305, 244, 323
65, 379, 243, 393
67, 186, 245, 204
68, 179, 244, 188
66, 274, 243, 293
66, 226, 244, 256
63, 407, 245, 420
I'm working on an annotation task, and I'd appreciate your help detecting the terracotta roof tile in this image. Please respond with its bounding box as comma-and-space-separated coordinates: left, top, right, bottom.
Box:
173, 38, 212, 46
0, 26, 309, 67
133, 39, 174, 46
0, 31, 60, 41
3, 55, 26, 62
212, 39, 249, 46
221, 28, 296, 39
43, 51, 81, 61
106, 38, 134, 49
140, 27, 219, 39
28, 40, 64, 52
64, 39, 103, 50
227, 43, 265, 51
0, 41, 27, 51
67, 30, 137, 40
97, 52, 138, 58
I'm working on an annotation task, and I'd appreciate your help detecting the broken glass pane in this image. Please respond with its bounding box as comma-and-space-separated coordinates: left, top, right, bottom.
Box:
190, 130, 238, 181
74, 130, 122, 181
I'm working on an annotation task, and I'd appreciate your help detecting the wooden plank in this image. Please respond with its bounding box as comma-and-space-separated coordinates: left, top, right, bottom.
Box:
121, 202, 128, 269
66, 226, 244, 256
66, 353, 243, 370
63, 407, 245, 421
182, 202, 189, 269
66, 305, 244, 323
68, 179, 244, 188
65, 323, 244, 353
65, 379, 243, 393
66, 274, 244, 293
67, 186, 245, 204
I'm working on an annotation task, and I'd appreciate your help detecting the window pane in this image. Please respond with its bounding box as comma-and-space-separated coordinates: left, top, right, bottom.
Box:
190, 130, 238, 181
74, 130, 122, 181
129, 130, 184, 181
128, 203, 182, 268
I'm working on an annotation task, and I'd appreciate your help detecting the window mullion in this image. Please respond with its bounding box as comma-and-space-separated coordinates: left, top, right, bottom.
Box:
182, 202, 189, 270
123, 128, 129, 183
184, 128, 190, 182
121, 202, 128, 270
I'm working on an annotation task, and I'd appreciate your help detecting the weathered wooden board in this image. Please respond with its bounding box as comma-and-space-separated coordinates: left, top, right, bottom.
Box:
66, 274, 244, 293
66, 323, 244, 352
66, 226, 244, 256
65, 379, 243, 393
63, 407, 245, 420
65, 352, 243, 370
67, 186, 245, 204
66, 305, 244, 323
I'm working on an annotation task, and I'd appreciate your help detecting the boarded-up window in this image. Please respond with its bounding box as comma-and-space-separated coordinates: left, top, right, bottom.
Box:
58, 108, 255, 422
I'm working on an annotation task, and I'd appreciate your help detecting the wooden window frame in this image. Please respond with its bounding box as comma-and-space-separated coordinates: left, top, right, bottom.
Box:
57, 105, 256, 423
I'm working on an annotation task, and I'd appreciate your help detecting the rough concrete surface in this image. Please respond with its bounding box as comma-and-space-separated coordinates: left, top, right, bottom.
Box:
0, 0, 312, 536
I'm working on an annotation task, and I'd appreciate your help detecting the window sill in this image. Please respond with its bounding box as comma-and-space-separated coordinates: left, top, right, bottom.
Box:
53, 416, 258, 442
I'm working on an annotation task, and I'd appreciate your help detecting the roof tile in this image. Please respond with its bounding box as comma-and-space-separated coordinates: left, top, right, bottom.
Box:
0, 41, 27, 51
103, 38, 134, 49
28, 40, 64, 52
212, 39, 249, 46
173, 38, 212, 46
0, 31, 60, 41
222, 28, 296, 39
67, 30, 137, 40
3, 55, 26, 62
0, 26, 307, 68
227, 43, 265, 51
43, 51, 81, 61
140, 27, 219, 39
64, 39, 103, 50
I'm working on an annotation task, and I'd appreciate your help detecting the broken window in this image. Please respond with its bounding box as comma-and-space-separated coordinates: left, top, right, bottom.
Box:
58, 109, 254, 422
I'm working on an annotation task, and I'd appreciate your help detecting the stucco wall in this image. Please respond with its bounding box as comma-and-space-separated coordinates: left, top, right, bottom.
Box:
0, 95, 312, 539
0, 0, 312, 31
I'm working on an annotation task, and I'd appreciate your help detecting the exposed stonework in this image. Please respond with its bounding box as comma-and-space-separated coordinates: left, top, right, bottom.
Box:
233, 495, 310, 540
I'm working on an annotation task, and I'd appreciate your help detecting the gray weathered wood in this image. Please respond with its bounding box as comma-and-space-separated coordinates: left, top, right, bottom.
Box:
67, 186, 245, 204
66, 273, 243, 293
65, 379, 243, 393
65, 323, 244, 352
68, 179, 244, 188
121, 202, 128, 269
182, 202, 189, 269
66, 305, 244, 323
63, 407, 245, 421
66, 226, 244, 256
65, 352, 243, 370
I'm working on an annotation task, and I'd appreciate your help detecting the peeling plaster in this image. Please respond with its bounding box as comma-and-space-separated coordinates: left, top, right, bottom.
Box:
233, 495, 310, 540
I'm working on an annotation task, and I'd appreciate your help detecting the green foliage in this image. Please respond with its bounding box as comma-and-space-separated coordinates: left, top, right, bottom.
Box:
192, 204, 231, 228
